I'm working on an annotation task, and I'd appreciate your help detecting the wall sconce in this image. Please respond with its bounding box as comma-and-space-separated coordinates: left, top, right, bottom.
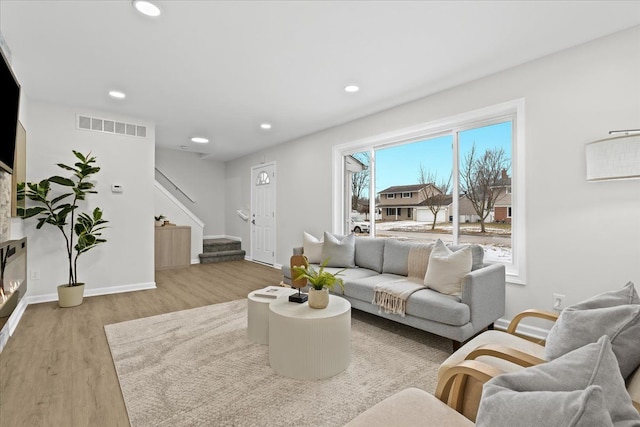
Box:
585, 130, 640, 181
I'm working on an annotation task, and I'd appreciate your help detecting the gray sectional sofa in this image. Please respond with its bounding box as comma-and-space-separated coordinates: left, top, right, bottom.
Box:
282, 235, 506, 347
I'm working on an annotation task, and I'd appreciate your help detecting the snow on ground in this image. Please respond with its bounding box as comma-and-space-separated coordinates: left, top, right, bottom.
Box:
375, 220, 510, 235
375, 220, 421, 230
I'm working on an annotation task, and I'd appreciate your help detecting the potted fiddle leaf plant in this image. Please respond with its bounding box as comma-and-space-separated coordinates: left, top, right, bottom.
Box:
17, 150, 108, 307
291, 258, 345, 309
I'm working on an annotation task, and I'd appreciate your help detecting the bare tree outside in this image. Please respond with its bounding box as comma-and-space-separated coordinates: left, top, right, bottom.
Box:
418, 164, 451, 230
460, 143, 510, 232
351, 152, 370, 211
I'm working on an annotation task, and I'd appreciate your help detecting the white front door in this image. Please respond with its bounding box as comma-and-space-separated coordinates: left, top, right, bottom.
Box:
251, 163, 276, 265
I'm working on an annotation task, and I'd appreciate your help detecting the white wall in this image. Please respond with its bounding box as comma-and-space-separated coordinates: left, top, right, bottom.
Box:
155, 148, 226, 238
22, 100, 155, 297
226, 26, 640, 322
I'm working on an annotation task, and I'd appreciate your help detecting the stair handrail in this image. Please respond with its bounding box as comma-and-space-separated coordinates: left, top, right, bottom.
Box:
154, 181, 205, 228
155, 167, 196, 203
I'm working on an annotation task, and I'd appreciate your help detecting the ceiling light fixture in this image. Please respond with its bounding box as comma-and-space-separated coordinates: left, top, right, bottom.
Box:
190, 137, 209, 144
132, 0, 162, 17
260, 123, 272, 130
344, 85, 360, 93
108, 90, 126, 99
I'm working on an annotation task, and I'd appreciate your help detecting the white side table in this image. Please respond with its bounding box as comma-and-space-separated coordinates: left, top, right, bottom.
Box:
269, 295, 351, 380
247, 286, 296, 344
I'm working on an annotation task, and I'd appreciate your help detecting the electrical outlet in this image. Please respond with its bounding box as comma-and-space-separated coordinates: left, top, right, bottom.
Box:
553, 293, 566, 312
30, 269, 40, 280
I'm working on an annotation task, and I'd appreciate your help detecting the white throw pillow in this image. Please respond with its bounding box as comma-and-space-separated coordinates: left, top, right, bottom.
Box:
423, 239, 472, 297
303, 232, 323, 264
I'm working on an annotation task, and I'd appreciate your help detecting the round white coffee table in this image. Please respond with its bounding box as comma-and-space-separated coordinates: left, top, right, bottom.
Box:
247, 287, 296, 344
269, 295, 351, 380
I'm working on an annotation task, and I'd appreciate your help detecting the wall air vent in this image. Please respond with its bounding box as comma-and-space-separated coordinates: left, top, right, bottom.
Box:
77, 114, 147, 138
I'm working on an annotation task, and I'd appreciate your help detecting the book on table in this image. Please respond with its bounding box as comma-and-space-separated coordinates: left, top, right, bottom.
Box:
254, 286, 294, 299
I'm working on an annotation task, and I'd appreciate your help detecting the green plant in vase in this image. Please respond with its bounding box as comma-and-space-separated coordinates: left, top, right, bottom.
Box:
17, 150, 108, 307
292, 258, 344, 308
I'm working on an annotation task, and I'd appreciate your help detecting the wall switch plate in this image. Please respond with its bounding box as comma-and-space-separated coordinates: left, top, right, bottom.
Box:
30, 269, 40, 280
111, 184, 123, 193
553, 293, 566, 312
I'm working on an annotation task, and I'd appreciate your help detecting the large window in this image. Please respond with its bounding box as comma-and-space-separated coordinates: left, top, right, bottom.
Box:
334, 100, 525, 283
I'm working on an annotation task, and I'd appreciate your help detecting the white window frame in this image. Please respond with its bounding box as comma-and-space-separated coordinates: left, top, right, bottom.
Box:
386, 193, 395, 199
402, 192, 411, 198
332, 98, 526, 284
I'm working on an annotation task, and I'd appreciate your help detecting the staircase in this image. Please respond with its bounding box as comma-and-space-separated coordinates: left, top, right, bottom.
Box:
199, 238, 246, 264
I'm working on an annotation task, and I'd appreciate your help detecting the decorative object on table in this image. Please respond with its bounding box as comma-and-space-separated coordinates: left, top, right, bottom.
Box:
154, 214, 165, 226
288, 254, 308, 303
17, 150, 108, 308
291, 257, 345, 309
253, 285, 294, 299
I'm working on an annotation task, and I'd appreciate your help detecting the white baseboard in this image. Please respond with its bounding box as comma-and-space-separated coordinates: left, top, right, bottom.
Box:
0, 296, 29, 352
494, 318, 549, 341
191, 258, 200, 265
27, 281, 157, 305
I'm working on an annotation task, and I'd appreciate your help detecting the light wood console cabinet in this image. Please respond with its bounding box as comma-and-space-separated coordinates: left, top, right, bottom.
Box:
155, 226, 191, 270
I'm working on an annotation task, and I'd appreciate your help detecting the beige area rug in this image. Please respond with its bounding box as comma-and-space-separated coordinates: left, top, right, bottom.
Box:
104, 299, 450, 427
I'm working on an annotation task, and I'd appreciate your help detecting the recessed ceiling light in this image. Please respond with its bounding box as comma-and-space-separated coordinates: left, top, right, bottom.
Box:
132, 0, 161, 17
344, 85, 360, 93
260, 123, 272, 130
109, 90, 126, 99
190, 137, 209, 144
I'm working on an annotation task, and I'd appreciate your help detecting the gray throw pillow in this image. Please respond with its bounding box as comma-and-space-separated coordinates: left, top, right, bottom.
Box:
545, 282, 640, 378
321, 232, 355, 268
477, 386, 612, 427
381, 239, 414, 275
476, 336, 640, 427
354, 237, 386, 273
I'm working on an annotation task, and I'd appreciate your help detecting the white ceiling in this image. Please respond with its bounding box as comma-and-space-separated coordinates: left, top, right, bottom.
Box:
1, 1, 639, 162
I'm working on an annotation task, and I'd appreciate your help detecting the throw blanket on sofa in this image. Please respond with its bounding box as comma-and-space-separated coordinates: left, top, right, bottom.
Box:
372, 280, 426, 317
372, 245, 432, 316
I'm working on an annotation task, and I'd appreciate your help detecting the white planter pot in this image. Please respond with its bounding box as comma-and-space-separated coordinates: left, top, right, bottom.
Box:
308, 287, 329, 309
57, 283, 85, 308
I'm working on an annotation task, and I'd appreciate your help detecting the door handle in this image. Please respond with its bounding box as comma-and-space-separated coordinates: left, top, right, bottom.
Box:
251, 219, 255, 225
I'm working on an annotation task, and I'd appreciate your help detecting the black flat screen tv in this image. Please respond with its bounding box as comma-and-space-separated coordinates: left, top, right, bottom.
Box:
0, 47, 20, 174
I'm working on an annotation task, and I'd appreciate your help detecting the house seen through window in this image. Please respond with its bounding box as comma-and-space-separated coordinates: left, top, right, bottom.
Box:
346, 119, 514, 265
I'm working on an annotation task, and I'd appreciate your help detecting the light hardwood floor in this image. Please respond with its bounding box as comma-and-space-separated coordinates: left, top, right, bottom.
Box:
0, 261, 283, 427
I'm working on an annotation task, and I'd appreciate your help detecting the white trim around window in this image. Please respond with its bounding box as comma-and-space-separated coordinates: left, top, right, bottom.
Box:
332, 98, 526, 285
386, 193, 395, 199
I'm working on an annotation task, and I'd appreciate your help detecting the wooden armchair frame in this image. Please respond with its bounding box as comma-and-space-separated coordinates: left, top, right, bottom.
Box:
434, 360, 504, 421
464, 310, 640, 414
504, 308, 559, 345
